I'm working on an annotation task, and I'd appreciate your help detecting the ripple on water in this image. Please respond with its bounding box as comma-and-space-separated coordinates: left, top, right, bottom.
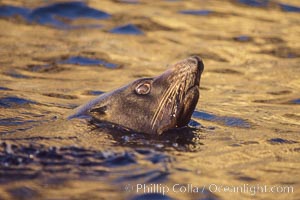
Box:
237, 175, 258, 182
27, 64, 65, 73
279, 3, 300, 13
238, 0, 269, 7
0, 143, 173, 185
110, 24, 144, 35
84, 90, 105, 96
0, 2, 111, 29
179, 10, 212, 16
233, 35, 252, 42
61, 56, 118, 68
147, 171, 170, 183
267, 138, 298, 145
193, 111, 216, 121
0, 117, 37, 126
146, 153, 171, 164
0, 86, 12, 91
28, 2, 110, 28
192, 110, 251, 128
42, 93, 77, 100
103, 152, 136, 167
291, 99, 300, 104
259, 46, 300, 58
130, 193, 174, 200
116, 170, 168, 183
238, 0, 300, 12
188, 119, 202, 128
7, 186, 39, 200
0, 5, 30, 18
4, 70, 30, 79
135, 148, 152, 155
117, 0, 139, 4
0, 96, 36, 108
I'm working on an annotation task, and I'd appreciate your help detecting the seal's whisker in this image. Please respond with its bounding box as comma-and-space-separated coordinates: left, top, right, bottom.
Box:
151, 78, 181, 129
155, 84, 178, 126
151, 82, 176, 128
151, 77, 183, 129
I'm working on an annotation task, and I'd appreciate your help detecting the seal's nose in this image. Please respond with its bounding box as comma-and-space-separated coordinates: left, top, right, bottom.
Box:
189, 56, 204, 73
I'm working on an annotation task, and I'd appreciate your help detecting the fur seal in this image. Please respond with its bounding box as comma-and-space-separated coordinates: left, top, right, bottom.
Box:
68, 56, 204, 135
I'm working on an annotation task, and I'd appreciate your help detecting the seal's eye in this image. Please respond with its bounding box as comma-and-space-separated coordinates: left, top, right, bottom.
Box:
135, 82, 151, 95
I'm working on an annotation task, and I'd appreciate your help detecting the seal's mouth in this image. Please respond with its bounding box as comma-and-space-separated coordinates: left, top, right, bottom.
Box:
173, 56, 203, 127
151, 56, 204, 134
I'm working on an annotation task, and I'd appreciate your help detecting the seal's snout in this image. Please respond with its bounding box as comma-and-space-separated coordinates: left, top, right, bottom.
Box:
189, 56, 204, 73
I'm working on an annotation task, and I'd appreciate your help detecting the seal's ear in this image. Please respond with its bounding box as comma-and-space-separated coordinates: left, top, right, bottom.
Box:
89, 105, 107, 115
134, 80, 152, 95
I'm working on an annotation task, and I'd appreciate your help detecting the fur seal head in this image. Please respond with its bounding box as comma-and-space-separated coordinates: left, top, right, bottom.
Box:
69, 56, 204, 135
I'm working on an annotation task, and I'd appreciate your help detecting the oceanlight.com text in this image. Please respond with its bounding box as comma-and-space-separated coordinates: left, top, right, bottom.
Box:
124, 183, 294, 196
